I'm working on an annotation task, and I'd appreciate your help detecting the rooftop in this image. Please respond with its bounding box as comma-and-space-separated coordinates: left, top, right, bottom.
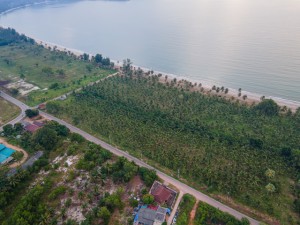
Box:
150, 181, 177, 208
134, 206, 168, 225
24, 124, 39, 133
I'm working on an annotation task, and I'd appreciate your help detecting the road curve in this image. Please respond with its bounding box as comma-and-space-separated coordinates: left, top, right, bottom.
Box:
0, 92, 260, 225
0, 91, 29, 131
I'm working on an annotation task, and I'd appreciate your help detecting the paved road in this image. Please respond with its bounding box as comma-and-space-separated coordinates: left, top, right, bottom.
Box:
168, 191, 183, 225
0, 91, 29, 131
0, 92, 260, 225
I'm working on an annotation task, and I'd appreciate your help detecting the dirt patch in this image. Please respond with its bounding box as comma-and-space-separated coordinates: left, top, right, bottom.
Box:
0, 137, 28, 168
189, 201, 199, 225
127, 175, 145, 194
5, 80, 40, 95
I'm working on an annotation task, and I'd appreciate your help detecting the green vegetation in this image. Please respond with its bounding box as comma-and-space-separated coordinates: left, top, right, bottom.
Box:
194, 201, 250, 225
176, 194, 196, 225
47, 74, 300, 223
0, 97, 20, 126
0, 28, 114, 106
142, 194, 155, 204
25, 109, 39, 118
0, 117, 157, 225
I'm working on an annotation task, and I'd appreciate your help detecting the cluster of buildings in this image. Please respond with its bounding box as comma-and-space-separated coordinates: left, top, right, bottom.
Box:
21, 120, 45, 133
134, 181, 177, 225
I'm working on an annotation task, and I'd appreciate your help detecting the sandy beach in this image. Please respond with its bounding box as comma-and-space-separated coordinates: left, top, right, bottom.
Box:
35, 38, 300, 112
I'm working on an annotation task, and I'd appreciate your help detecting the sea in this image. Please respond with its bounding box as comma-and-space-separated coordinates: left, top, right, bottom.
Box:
0, 0, 300, 102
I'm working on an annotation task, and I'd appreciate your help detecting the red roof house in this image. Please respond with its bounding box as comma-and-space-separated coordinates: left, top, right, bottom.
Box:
152, 186, 172, 204
24, 124, 39, 133
38, 103, 46, 110
150, 181, 177, 208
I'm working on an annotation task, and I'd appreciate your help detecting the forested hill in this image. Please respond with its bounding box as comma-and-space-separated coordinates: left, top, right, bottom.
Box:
0, 0, 77, 13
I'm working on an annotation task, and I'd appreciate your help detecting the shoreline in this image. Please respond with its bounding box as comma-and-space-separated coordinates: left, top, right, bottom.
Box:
0, 3, 299, 111
35, 38, 300, 112
0, 0, 55, 16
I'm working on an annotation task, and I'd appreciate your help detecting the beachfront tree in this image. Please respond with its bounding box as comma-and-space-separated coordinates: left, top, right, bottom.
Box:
225, 88, 229, 94
281, 106, 288, 112
83, 53, 89, 61
254, 99, 279, 116
95, 54, 103, 64
295, 107, 300, 119
102, 57, 111, 66
122, 58, 132, 76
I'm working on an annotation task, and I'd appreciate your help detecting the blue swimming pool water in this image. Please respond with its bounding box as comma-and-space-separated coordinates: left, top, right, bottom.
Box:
0, 146, 15, 164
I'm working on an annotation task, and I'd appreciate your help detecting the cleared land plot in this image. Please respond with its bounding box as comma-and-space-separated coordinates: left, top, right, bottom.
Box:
0, 43, 114, 106
0, 97, 20, 126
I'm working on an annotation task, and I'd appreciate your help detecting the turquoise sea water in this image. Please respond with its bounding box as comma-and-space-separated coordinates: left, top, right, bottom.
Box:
0, 0, 300, 102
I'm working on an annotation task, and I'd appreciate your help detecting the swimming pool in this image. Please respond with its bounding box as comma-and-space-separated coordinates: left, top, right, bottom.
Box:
0, 145, 15, 164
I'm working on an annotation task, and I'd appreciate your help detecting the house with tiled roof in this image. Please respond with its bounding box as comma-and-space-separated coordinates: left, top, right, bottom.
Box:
150, 181, 177, 208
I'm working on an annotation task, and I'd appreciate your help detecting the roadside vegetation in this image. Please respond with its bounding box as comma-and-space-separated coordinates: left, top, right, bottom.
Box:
0, 121, 158, 225
0, 97, 20, 126
176, 194, 196, 225
46, 71, 300, 224
194, 201, 250, 225
0, 27, 114, 106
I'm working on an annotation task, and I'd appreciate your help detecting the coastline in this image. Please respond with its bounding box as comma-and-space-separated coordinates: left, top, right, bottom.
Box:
0, 2, 299, 111
0, 1, 55, 16
35, 38, 300, 112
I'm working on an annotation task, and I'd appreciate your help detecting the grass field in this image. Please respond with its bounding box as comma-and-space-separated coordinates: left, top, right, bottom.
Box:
0, 42, 114, 106
0, 97, 20, 126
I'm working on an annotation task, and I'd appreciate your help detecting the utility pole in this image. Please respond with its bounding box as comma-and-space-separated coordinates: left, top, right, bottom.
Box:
178, 169, 180, 178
